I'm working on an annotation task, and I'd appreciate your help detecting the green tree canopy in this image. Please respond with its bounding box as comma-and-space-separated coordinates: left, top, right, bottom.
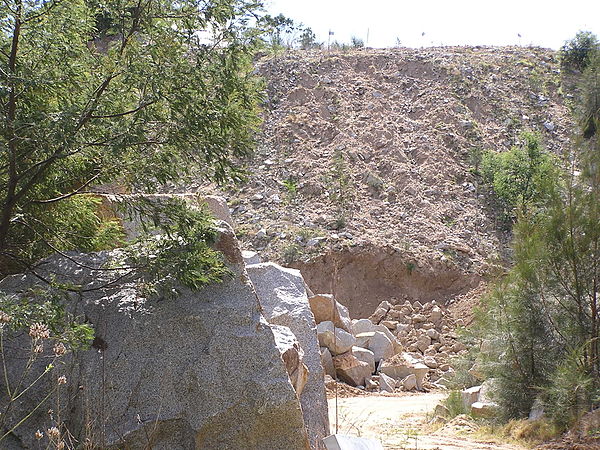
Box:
0, 0, 263, 276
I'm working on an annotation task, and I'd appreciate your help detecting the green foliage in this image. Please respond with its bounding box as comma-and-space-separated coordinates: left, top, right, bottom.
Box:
560, 31, 600, 72
122, 198, 231, 298
0, 0, 263, 274
260, 13, 296, 48
473, 93, 600, 426
282, 243, 301, 264
282, 178, 298, 196
0, 292, 94, 349
481, 131, 559, 216
579, 53, 600, 140
443, 391, 468, 418
543, 347, 599, 429
299, 27, 320, 49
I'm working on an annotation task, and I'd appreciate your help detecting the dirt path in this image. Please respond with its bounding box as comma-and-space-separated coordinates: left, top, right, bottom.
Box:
327, 393, 524, 449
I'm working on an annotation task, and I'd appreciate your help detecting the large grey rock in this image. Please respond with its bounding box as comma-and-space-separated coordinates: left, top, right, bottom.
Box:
271, 324, 309, 396
471, 401, 499, 418
308, 294, 351, 331
246, 262, 329, 449
242, 250, 261, 265
0, 244, 310, 449
373, 324, 402, 354
317, 321, 356, 355
379, 372, 397, 393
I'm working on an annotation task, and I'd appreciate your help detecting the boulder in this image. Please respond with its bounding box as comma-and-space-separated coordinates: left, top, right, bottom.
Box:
0, 248, 311, 449
271, 324, 309, 396
423, 356, 438, 369
379, 353, 429, 390
401, 374, 417, 391
471, 402, 499, 418
246, 262, 330, 448
529, 398, 545, 421
354, 331, 394, 363
321, 347, 336, 378
415, 335, 431, 353
351, 346, 376, 373
369, 300, 392, 323
379, 372, 397, 393
430, 306, 443, 323
308, 294, 352, 331
373, 324, 402, 354
317, 321, 356, 355
332, 352, 372, 387
242, 249, 261, 265
461, 386, 482, 410
351, 318, 376, 336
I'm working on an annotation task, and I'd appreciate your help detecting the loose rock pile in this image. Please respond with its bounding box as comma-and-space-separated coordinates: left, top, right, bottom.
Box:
312, 296, 466, 393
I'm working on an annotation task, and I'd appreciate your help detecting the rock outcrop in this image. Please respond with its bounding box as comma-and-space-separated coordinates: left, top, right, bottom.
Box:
0, 245, 311, 449
246, 262, 329, 449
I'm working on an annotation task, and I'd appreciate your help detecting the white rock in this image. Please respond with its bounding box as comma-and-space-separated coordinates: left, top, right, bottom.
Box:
352, 346, 376, 373
309, 294, 352, 331
461, 385, 482, 410
351, 318, 376, 336
379, 372, 397, 393
320, 347, 336, 378
317, 321, 356, 355
424, 356, 438, 369
242, 250, 261, 265
401, 374, 417, 391
333, 352, 372, 387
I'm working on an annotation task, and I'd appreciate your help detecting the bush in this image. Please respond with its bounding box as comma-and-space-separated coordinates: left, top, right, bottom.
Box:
481, 131, 558, 217
443, 391, 468, 418
560, 31, 600, 72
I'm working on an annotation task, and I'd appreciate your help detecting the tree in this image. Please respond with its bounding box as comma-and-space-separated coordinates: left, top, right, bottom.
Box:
0, 0, 263, 277
560, 31, 600, 72
299, 26, 320, 50
260, 13, 297, 48
481, 131, 559, 218
474, 57, 600, 427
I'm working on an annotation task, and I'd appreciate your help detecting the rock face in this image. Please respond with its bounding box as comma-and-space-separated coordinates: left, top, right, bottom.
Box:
246, 262, 329, 449
271, 324, 309, 396
0, 248, 311, 449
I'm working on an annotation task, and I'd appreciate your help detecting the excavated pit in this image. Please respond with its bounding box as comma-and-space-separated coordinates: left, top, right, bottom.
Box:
293, 247, 482, 319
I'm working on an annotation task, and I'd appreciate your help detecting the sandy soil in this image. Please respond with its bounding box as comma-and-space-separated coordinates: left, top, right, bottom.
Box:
327, 393, 524, 449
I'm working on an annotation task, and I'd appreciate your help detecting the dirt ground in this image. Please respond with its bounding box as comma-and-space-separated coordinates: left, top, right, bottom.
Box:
327, 392, 524, 449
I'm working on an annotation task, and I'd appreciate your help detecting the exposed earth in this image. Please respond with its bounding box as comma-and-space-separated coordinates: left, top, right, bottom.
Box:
178, 45, 576, 319
328, 392, 523, 449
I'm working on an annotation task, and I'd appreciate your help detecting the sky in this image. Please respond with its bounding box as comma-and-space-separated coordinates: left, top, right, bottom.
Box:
264, 0, 600, 50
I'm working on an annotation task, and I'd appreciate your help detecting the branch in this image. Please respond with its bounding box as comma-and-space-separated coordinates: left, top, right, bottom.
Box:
29, 171, 102, 205
89, 100, 158, 119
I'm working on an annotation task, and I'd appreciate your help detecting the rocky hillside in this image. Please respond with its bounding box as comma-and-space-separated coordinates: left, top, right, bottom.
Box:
200, 46, 575, 318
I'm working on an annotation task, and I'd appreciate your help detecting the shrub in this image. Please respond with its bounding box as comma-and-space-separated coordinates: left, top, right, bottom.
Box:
481, 131, 558, 217
560, 31, 600, 72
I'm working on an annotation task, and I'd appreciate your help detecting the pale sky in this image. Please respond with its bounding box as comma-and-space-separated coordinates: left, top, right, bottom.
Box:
265, 0, 600, 49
